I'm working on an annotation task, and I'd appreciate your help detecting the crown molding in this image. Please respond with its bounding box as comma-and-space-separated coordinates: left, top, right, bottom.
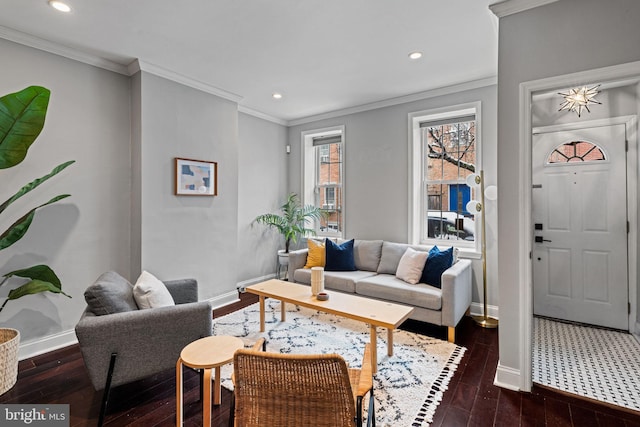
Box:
489, 0, 560, 18
128, 59, 243, 103
0, 25, 129, 75
237, 105, 288, 126
287, 76, 497, 127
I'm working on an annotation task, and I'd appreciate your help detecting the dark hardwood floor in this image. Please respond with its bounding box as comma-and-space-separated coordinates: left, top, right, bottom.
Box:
2, 292, 640, 426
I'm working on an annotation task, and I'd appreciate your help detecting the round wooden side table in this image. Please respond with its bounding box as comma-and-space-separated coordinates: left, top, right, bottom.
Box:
176, 335, 244, 427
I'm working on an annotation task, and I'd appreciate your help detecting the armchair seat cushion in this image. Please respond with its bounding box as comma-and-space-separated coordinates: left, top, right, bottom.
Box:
84, 271, 138, 315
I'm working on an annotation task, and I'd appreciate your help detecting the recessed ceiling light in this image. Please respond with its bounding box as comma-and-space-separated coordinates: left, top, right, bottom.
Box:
272, 93, 283, 100
48, 1, 71, 12
408, 51, 423, 60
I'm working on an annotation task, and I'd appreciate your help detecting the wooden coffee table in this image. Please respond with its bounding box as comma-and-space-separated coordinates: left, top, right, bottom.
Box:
245, 279, 414, 373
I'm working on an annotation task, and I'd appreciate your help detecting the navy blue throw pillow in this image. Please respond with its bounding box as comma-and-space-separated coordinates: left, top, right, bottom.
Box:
325, 239, 356, 271
420, 246, 454, 288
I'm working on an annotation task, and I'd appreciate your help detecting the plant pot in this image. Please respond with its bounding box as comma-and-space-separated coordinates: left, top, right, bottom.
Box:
0, 328, 19, 395
277, 250, 289, 266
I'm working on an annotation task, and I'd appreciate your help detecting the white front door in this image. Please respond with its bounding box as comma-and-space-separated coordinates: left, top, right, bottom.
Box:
532, 124, 628, 330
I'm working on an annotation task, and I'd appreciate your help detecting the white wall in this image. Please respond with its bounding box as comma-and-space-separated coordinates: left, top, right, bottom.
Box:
495, 0, 640, 389
237, 112, 288, 284
0, 39, 131, 348
287, 84, 498, 309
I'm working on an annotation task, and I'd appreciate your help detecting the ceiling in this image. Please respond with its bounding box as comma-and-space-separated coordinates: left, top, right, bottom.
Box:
0, 0, 499, 123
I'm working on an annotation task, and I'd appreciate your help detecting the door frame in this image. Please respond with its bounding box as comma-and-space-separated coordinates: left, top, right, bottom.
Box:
532, 120, 635, 329
517, 61, 640, 392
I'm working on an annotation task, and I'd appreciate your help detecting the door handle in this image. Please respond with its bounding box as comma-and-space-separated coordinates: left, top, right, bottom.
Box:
535, 236, 552, 243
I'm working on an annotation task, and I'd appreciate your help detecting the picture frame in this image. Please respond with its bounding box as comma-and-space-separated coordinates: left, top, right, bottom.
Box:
174, 157, 218, 196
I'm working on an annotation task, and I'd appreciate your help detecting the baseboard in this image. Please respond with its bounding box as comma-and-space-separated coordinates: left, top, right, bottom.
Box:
469, 302, 499, 320
207, 289, 241, 310
236, 273, 276, 293
494, 363, 521, 391
18, 329, 78, 361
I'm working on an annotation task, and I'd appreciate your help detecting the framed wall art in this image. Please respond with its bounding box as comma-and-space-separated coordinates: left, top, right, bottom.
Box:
174, 157, 218, 196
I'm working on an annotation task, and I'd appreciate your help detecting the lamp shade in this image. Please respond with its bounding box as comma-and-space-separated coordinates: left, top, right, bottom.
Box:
466, 173, 480, 188
466, 200, 482, 214
485, 185, 498, 201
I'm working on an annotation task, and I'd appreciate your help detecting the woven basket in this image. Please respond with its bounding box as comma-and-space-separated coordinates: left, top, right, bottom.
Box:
0, 328, 20, 395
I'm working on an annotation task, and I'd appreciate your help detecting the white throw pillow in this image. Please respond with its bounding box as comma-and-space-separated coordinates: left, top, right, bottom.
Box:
395, 247, 429, 285
133, 270, 175, 309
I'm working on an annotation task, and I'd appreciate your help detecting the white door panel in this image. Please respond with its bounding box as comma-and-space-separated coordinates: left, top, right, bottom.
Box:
532, 124, 628, 330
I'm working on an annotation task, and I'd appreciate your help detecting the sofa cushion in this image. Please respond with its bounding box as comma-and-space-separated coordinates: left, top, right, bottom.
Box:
376, 241, 411, 274
293, 268, 376, 293
396, 247, 429, 284
356, 274, 442, 311
353, 240, 383, 272
133, 270, 175, 309
304, 238, 326, 268
420, 246, 454, 288
325, 239, 356, 271
84, 271, 139, 315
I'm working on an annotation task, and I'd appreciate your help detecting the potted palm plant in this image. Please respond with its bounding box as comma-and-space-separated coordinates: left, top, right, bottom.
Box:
0, 86, 74, 395
254, 193, 326, 266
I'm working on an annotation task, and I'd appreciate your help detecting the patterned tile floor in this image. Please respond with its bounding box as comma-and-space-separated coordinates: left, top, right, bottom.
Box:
533, 316, 640, 411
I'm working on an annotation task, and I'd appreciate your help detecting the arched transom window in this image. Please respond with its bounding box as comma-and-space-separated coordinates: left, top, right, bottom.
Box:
547, 140, 606, 164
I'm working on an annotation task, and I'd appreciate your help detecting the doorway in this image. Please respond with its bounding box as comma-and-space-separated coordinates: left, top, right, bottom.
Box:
532, 124, 629, 330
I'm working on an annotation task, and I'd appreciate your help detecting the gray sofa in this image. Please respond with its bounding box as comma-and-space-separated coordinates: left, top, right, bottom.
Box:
287, 240, 472, 342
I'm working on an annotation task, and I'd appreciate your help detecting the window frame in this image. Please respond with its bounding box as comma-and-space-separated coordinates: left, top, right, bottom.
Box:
302, 125, 345, 239
408, 102, 482, 254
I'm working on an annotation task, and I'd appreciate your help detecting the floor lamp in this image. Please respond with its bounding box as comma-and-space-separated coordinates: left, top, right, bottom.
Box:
466, 170, 499, 329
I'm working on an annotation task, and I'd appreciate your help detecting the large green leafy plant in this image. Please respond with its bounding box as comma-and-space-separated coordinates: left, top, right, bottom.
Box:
254, 193, 326, 253
0, 86, 74, 313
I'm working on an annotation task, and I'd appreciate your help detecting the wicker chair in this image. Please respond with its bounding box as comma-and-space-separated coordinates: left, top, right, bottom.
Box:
230, 343, 375, 427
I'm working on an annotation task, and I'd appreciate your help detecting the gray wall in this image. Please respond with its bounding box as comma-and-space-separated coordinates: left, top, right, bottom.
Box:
496, 0, 640, 385
136, 72, 240, 301
0, 38, 288, 356
0, 39, 131, 344
287, 84, 498, 308
237, 113, 288, 284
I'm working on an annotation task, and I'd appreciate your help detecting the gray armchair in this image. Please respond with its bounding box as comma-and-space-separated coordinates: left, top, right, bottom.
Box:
75, 271, 212, 426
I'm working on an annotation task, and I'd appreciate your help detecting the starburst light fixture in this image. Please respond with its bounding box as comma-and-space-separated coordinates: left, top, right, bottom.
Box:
558, 85, 601, 117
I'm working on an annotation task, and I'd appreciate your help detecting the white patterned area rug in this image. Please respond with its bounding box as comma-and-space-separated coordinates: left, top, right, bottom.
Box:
534, 317, 640, 411
213, 299, 465, 427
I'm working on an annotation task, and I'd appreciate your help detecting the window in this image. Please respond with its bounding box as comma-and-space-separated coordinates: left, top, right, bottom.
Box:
302, 126, 345, 237
547, 140, 605, 164
409, 103, 481, 248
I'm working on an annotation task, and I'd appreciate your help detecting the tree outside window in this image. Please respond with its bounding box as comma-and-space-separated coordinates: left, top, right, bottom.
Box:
423, 118, 476, 242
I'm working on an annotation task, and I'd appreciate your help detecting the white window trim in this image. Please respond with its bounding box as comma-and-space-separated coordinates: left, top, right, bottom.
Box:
408, 101, 482, 257
302, 125, 346, 238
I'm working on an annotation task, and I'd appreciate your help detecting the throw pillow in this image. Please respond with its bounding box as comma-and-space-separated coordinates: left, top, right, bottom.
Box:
133, 270, 175, 309
377, 241, 411, 274
84, 271, 139, 315
420, 246, 454, 288
396, 247, 429, 284
304, 238, 326, 268
353, 240, 383, 272
325, 238, 356, 271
